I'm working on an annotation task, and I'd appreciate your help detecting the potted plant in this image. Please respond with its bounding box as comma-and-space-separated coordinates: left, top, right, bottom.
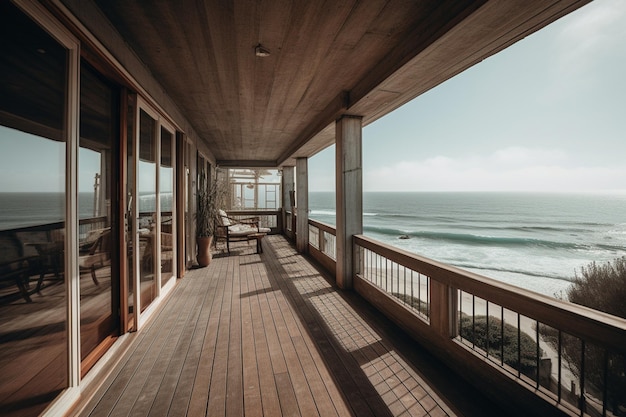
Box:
196, 171, 226, 267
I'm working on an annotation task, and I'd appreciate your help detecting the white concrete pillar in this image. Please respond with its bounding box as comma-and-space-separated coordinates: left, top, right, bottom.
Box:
296, 158, 309, 253
335, 115, 363, 289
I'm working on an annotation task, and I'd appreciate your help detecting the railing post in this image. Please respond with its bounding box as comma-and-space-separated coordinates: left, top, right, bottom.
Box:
430, 281, 458, 338
281, 166, 295, 235
352, 239, 362, 278
296, 158, 308, 253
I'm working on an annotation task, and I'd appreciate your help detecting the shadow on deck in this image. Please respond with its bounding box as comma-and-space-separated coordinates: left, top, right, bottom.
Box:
76, 235, 508, 417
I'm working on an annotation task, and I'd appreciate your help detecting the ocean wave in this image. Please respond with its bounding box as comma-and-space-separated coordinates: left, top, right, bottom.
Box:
364, 225, 625, 252
310, 210, 378, 217
452, 263, 573, 282
310, 209, 336, 216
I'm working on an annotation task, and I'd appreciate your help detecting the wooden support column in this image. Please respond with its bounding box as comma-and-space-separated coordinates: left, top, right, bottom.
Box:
296, 158, 309, 253
336, 115, 363, 289
281, 166, 295, 236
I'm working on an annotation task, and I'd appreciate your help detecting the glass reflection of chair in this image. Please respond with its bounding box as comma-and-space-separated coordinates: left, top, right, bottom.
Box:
15, 230, 63, 293
0, 233, 40, 303
79, 228, 111, 285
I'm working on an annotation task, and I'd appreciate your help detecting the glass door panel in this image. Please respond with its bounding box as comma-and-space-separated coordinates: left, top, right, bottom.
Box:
138, 109, 157, 311
78, 62, 120, 372
160, 127, 175, 287
0, 3, 68, 415
125, 94, 136, 330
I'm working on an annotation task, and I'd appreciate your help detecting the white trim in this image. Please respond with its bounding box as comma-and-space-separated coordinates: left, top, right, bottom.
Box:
66, 38, 82, 390
40, 388, 81, 417
160, 119, 177, 287
134, 97, 180, 325
155, 115, 162, 296
133, 99, 143, 318
13, 0, 83, 407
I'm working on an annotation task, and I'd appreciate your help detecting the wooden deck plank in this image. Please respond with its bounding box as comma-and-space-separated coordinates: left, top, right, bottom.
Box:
147, 273, 219, 416
262, 243, 346, 417
167, 273, 222, 414
206, 256, 236, 416
84, 278, 194, 417
76, 236, 506, 417
248, 257, 283, 417
115, 287, 197, 417
187, 255, 230, 416
131, 284, 206, 417
265, 240, 377, 417
226, 254, 244, 417
240, 253, 263, 417
260, 265, 319, 416
274, 372, 300, 417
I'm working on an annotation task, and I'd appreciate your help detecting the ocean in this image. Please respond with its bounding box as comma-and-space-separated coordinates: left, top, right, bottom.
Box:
309, 191, 626, 298
0, 192, 95, 230
0, 192, 173, 231
3, 191, 624, 298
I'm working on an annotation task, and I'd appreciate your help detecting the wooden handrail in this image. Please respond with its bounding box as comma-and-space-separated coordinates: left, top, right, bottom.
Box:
308, 218, 336, 235
1, 216, 108, 234
354, 234, 626, 354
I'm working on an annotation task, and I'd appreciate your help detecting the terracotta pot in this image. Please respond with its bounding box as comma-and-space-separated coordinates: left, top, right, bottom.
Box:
196, 236, 213, 267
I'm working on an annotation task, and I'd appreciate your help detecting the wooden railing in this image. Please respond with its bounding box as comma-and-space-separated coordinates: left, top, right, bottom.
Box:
308, 219, 336, 273
353, 234, 626, 417
301, 217, 626, 417
0, 216, 108, 240
284, 210, 295, 241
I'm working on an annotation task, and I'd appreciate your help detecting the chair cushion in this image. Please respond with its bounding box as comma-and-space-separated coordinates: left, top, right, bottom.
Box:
218, 210, 231, 226
228, 224, 257, 236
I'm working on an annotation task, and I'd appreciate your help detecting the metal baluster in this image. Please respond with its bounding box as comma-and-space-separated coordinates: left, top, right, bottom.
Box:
517, 314, 521, 378
536, 320, 540, 389
459, 290, 463, 340
602, 349, 608, 417
580, 339, 586, 417
486, 302, 490, 358
558, 330, 562, 403
501, 306, 505, 366
472, 295, 476, 349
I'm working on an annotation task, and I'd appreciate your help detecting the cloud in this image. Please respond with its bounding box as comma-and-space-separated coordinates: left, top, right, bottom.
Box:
553, 0, 626, 74
364, 147, 626, 192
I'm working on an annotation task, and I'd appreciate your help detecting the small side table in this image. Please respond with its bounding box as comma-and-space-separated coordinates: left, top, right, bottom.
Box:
247, 233, 267, 254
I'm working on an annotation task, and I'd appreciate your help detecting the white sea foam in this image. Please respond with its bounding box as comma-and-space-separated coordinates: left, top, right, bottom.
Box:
310, 191, 626, 298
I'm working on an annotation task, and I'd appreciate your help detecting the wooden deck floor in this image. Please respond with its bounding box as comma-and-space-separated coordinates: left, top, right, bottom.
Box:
76, 235, 506, 417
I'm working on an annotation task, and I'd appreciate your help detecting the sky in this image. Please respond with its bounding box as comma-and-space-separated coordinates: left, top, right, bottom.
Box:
0, 126, 102, 193
308, 0, 626, 192
1, 0, 624, 194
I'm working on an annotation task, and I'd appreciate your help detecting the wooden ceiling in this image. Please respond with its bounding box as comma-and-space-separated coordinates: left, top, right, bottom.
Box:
93, 0, 590, 167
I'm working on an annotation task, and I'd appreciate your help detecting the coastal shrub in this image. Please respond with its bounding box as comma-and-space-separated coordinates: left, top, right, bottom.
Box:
567, 257, 626, 414
567, 256, 626, 318
390, 292, 429, 316
459, 315, 540, 376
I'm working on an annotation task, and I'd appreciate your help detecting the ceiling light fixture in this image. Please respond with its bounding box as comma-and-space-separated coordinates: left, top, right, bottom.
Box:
255, 43, 270, 57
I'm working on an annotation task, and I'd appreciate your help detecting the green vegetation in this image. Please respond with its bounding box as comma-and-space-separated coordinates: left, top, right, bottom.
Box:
567, 256, 626, 318
543, 257, 626, 414
390, 292, 429, 316
459, 315, 540, 376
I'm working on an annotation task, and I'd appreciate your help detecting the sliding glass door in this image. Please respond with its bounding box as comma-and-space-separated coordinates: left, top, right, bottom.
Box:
78, 61, 120, 374
0, 2, 76, 415
137, 107, 158, 311
133, 99, 177, 315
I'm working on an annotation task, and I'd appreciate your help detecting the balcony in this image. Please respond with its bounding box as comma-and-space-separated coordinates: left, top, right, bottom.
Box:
75, 235, 505, 417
